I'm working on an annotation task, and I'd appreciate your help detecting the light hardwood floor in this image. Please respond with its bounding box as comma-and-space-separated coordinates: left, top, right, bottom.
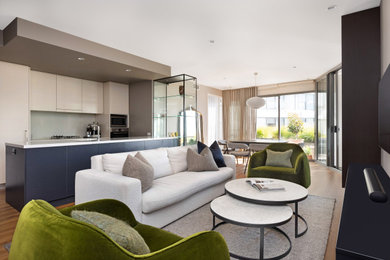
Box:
0, 162, 344, 260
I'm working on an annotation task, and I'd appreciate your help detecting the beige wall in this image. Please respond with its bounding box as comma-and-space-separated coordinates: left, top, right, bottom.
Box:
197, 85, 222, 145
0, 61, 30, 184
381, 1, 390, 175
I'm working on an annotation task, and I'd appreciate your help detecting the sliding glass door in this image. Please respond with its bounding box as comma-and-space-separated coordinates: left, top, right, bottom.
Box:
317, 77, 327, 164
330, 69, 342, 170
255, 92, 315, 158
316, 69, 342, 169
280, 93, 315, 159
256, 96, 279, 139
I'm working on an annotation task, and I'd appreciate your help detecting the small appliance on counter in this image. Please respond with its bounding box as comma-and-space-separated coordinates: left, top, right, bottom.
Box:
86, 122, 101, 139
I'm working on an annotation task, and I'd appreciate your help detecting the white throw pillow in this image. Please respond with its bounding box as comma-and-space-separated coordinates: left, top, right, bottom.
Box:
139, 148, 172, 179
102, 152, 136, 174
167, 146, 189, 173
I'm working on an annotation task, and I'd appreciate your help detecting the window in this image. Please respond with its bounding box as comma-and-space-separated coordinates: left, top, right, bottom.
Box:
256, 97, 279, 139
266, 97, 277, 109
256, 92, 315, 157
208, 95, 223, 145
266, 118, 277, 126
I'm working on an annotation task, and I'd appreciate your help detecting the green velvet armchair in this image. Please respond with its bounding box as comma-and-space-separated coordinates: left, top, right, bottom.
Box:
247, 143, 311, 188
9, 199, 230, 260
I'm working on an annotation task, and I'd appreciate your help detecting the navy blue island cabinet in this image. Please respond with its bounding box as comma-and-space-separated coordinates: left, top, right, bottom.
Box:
6, 138, 177, 211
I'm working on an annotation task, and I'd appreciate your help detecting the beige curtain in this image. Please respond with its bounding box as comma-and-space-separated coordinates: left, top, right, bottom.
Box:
222, 87, 257, 141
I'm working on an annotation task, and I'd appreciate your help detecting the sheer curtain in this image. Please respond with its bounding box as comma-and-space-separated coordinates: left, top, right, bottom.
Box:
222, 87, 257, 141
207, 95, 223, 145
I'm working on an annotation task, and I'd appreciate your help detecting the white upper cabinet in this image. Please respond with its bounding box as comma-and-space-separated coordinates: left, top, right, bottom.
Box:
104, 82, 129, 115
56, 75, 82, 111
82, 80, 103, 114
29, 71, 105, 114
29, 71, 57, 111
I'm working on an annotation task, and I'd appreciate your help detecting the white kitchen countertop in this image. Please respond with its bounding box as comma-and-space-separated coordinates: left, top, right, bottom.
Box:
6, 136, 178, 149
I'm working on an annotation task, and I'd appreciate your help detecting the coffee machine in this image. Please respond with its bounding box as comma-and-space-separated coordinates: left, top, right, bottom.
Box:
86, 122, 101, 139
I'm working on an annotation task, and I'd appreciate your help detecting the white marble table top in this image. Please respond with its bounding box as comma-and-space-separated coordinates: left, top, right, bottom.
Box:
210, 195, 292, 227
225, 178, 308, 205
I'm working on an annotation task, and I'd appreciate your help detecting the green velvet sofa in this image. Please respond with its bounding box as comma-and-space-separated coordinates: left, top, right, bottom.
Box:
9, 199, 230, 260
247, 143, 311, 188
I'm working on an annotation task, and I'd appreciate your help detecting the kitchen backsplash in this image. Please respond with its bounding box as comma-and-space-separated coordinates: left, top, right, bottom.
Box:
31, 111, 97, 140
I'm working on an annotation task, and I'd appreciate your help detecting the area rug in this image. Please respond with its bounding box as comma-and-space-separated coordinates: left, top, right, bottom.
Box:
164, 195, 335, 260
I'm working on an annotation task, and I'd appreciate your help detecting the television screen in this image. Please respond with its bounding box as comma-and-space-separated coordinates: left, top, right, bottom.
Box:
379, 65, 390, 154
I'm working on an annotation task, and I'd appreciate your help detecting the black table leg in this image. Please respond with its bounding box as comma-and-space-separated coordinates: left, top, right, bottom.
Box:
212, 215, 291, 260
260, 227, 264, 260
294, 202, 308, 238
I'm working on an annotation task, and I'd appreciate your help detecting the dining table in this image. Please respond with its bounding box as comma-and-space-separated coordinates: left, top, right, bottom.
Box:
229, 139, 288, 145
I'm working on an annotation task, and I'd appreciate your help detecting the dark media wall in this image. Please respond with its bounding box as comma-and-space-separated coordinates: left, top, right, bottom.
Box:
341, 7, 381, 186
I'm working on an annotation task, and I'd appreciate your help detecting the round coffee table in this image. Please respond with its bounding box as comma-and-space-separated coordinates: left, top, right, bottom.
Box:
210, 195, 293, 260
225, 178, 308, 238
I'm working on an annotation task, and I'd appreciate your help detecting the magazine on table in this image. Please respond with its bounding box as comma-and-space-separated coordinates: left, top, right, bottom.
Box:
246, 179, 285, 191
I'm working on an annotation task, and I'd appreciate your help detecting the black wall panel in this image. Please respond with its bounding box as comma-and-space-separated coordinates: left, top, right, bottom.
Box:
342, 7, 381, 186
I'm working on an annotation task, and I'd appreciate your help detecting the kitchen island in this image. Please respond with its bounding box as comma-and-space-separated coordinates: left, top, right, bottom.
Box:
6, 137, 178, 211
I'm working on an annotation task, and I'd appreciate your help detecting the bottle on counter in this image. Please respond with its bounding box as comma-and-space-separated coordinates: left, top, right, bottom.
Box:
91, 122, 101, 140
24, 129, 29, 144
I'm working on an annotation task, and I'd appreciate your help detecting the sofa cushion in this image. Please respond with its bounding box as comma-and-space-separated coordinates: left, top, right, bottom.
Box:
197, 141, 226, 167
253, 166, 296, 175
122, 153, 154, 193
139, 148, 172, 179
187, 147, 219, 172
142, 167, 233, 213
167, 146, 189, 173
102, 152, 137, 174
265, 149, 293, 168
71, 210, 150, 255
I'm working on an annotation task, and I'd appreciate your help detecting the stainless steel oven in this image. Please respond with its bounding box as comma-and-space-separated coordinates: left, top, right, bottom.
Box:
110, 128, 129, 139
110, 114, 127, 128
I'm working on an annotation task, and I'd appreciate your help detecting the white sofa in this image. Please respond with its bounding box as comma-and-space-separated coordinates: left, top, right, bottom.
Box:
75, 145, 236, 228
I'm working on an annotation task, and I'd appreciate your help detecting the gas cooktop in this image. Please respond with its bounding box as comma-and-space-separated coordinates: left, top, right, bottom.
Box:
50, 135, 82, 139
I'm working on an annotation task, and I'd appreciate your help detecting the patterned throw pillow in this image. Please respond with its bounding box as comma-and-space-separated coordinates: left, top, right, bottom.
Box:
71, 210, 150, 255
265, 149, 293, 168
187, 147, 219, 172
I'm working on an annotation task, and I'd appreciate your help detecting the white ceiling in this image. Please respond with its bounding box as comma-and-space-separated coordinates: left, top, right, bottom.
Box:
0, 0, 381, 89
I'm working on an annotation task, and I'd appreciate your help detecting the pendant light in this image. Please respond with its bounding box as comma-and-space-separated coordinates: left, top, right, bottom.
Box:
246, 72, 265, 109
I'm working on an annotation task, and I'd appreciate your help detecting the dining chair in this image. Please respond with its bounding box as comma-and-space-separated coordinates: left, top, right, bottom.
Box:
249, 143, 268, 155
217, 140, 231, 154
227, 142, 250, 173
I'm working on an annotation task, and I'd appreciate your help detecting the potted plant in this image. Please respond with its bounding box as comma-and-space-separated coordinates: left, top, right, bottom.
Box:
304, 146, 313, 160
287, 113, 304, 145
